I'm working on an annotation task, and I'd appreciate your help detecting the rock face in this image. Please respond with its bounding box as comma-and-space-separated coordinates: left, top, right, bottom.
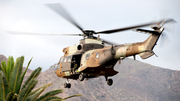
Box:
36, 58, 180, 101
1, 55, 180, 101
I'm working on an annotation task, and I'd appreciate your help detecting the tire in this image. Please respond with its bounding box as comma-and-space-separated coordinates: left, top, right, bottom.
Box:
64, 83, 68, 88
107, 79, 113, 86
79, 73, 84, 81
67, 83, 71, 88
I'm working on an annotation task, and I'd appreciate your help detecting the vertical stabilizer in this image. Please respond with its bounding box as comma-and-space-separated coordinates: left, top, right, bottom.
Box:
134, 27, 164, 59
139, 34, 160, 59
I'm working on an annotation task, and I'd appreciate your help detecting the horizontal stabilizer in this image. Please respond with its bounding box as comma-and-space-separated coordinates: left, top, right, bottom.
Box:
139, 51, 154, 59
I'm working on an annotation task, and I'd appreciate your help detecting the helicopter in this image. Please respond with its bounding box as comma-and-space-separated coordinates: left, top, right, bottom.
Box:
7, 4, 176, 89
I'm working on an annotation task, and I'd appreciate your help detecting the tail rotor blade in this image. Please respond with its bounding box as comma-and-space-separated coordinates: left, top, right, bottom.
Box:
157, 11, 176, 48
164, 22, 176, 35
160, 10, 170, 26
159, 32, 170, 48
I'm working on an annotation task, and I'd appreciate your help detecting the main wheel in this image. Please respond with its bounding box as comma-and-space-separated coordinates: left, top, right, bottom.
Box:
67, 83, 71, 88
64, 83, 71, 88
64, 83, 68, 88
107, 79, 113, 86
79, 73, 84, 81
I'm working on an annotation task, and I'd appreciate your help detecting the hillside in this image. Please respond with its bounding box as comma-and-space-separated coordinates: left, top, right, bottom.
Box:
1, 55, 180, 101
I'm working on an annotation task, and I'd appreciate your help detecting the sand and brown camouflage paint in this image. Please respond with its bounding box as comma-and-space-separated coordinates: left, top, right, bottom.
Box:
56, 31, 161, 79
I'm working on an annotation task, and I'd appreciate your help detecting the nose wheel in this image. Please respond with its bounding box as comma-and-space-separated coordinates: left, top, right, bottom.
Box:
105, 76, 113, 86
64, 83, 71, 88
64, 79, 71, 88
79, 73, 84, 81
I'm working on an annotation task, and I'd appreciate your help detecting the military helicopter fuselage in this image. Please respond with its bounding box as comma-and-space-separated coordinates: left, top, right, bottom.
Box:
54, 27, 164, 88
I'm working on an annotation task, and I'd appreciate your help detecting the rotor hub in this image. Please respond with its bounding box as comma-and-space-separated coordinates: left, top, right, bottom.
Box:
83, 30, 96, 38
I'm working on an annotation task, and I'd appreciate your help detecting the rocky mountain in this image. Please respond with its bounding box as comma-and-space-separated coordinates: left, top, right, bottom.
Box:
1, 55, 180, 101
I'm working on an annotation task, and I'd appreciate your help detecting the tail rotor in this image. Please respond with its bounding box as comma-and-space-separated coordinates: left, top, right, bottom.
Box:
151, 11, 176, 48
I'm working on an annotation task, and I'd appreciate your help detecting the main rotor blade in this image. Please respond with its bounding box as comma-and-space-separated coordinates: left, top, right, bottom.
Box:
102, 39, 117, 45
46, 3, 84, 33
6, 31, 82, 36
96, 19, 175, 34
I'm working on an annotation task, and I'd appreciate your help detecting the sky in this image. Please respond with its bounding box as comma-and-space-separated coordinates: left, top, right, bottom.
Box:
0, 0, 180, 71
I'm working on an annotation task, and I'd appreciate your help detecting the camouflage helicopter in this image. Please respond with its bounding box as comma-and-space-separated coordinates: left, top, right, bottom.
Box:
7, 4, 175, 89
46, 4, 175, 89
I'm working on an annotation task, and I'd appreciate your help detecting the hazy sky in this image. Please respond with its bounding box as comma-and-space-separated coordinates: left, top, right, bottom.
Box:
0, 0, 180, 71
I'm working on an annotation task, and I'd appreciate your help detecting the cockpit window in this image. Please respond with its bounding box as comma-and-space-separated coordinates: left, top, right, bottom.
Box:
96, 52, 99, 58
60, 57, 64, 63
63, 57, 67, 62
54, 64, 59, 70
86, 53, 90, 60
67, 56, 71, 62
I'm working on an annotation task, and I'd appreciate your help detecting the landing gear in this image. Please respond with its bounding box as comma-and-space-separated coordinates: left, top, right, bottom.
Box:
105, 76, 113, 86
79, 73, 84, 81
107, 79, 113, 86
64, 83, 71, 88
64, 79, 71, 88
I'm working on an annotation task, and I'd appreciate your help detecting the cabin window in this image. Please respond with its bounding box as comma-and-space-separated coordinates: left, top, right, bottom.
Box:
67, 56, 71, 62
86, 53, 90, 60
96, 52, 99, 58
60, 57, 64, 63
